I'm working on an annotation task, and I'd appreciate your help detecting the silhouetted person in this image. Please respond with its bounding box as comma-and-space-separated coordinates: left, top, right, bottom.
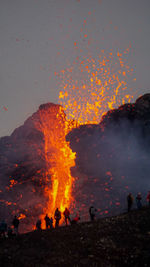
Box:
12, 216, 19, 235
127, 193, 134, 212
63, 207, 71, 226
44, 214, 51, 229
136, 192, 142, 209
54, 208, 61, 228
89, 206, 97, 221
49, 217, 53, 229
146, 191, 150, 207
0, 220, 7, 237
36, 219, 41, 230
71, 215, 80, 225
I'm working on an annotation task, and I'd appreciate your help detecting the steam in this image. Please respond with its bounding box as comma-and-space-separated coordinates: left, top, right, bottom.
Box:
67, 95, 150, 219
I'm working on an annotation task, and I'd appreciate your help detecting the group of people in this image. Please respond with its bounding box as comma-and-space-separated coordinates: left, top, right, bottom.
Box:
34, 192, 150, 231
0, 215, 19, 238
127, 191, 150, 212
36, 207, 81, 230
36, 206, 97, 230
2, 191, 148, 236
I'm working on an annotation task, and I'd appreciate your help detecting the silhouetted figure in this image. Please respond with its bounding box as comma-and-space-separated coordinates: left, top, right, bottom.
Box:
136, 192, 142, 209
44, 214, 51, 229
146, 191, 150, 207
63, 207, 71, 226
71, 215, 80, 225
36, 219, 42, 230
127, 193, 134, 212
89, 206, 97, 221
0, 220, 7, 237
54, 208, 61, 228
49, 217, 53, 229
12, 216, 19, 235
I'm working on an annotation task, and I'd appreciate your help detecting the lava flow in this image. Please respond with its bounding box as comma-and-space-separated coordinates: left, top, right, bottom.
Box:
34, 104, 76, 226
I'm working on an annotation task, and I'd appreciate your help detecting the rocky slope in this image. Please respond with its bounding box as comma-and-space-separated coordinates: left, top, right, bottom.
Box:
0, 103, 66, 232
0, 207, 150, 267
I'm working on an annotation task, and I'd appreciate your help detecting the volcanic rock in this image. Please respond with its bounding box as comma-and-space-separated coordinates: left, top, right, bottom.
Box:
0, 207, 150, 266
0, 103, 66, 232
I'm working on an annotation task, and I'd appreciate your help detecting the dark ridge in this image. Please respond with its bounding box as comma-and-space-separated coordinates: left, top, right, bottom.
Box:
0, 207, 150, 266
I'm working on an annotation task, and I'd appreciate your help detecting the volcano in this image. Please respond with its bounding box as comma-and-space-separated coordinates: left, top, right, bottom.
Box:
0, 94, 150, 232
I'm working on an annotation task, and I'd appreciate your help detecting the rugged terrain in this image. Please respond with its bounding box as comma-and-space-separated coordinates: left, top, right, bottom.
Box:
0, 207, 150, 267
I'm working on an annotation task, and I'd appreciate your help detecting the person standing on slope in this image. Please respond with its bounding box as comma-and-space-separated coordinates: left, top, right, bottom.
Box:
89, 206, 97, 221
63, 207, 71, 226
54, 208, 61, 228
127, 193, 134, 212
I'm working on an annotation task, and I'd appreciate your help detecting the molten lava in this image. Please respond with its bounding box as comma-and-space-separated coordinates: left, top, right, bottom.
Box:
58, 49, 135, 124
35, 49, 135, 225
34, 104, 76, 226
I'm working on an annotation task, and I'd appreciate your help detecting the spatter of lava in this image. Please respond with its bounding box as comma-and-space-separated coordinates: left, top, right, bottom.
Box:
58, 49, 136, 124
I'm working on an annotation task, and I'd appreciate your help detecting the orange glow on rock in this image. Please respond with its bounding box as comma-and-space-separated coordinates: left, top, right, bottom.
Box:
18, 213, 26, 220
9, 179, 18, 188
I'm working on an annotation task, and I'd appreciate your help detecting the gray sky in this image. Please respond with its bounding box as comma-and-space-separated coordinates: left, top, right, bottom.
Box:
0, 0, 150, 137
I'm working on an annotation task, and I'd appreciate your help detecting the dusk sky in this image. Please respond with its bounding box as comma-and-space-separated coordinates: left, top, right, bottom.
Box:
0, 0, 150, 137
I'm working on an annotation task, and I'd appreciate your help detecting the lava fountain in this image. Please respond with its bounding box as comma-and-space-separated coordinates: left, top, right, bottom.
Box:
35, 49, 135, 224
58, 49, 135, 124
34, 104, 76, 226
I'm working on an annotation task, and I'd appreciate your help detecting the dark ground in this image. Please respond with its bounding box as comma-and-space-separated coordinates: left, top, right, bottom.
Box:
0, 207, 150, 267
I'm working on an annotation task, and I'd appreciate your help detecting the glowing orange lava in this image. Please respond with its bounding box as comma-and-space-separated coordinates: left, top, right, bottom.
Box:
34, 104, 76, 227
58, 49, 135, 124
36, 49, 135, 226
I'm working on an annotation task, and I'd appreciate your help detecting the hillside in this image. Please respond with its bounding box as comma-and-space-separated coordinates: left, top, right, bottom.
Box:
1, 94, 150, 231
0, 207, 150, 267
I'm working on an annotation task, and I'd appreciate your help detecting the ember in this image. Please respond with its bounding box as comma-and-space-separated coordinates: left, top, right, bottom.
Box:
58, 49, 135, 124
18, 213, 26, 220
